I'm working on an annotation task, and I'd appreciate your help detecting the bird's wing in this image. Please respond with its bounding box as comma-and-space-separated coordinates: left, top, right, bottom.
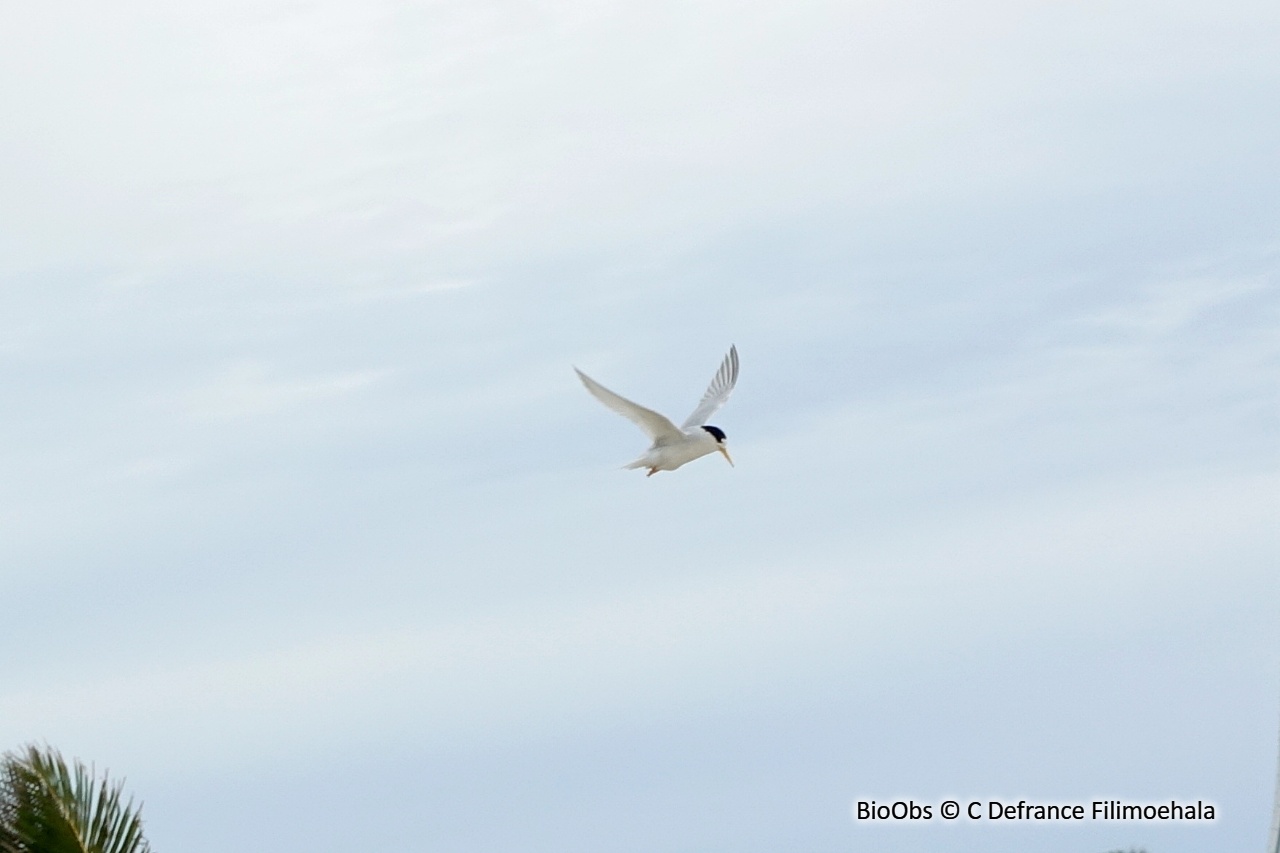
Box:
680, 345, 739, 430
575, 368, 684, 443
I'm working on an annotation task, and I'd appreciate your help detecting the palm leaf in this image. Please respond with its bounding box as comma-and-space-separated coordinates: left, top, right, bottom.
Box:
0, 745, 151, 853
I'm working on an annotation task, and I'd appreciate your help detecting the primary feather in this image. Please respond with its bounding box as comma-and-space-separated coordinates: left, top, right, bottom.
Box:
680, 345, 739, 430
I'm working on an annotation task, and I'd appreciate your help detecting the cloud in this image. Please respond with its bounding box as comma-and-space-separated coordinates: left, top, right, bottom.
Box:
4, 465, 1271, 776
0, 2, 1276, 849
181, 362, 390, 421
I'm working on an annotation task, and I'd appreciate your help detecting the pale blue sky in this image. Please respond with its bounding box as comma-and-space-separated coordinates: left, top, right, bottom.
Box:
1, 2, 1277, 851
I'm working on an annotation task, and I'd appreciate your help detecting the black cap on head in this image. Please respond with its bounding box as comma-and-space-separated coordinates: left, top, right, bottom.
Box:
701, 425, 726, 443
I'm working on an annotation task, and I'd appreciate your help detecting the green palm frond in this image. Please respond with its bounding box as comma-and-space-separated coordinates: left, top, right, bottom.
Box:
0, 745, 151, 853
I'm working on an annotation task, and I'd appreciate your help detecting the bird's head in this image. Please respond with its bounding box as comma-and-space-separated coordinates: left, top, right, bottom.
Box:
701, 425, 733, 467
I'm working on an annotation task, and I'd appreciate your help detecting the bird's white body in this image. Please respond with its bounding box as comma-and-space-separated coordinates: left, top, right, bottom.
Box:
621, 427, 722, 473
575, 346, 739, 476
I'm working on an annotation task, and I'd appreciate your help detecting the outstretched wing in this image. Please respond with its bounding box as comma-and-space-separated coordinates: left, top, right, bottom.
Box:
680, 345, 739, 430
575, 368, 684, 443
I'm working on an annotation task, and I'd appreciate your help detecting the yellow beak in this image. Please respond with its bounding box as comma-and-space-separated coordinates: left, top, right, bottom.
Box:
718, 446, 734, 467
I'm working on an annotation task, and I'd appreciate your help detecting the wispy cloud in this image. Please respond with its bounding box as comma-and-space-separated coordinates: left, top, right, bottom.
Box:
182, 362, 391, 421
5, 466, 1272, 775
1, 0, 1277, 848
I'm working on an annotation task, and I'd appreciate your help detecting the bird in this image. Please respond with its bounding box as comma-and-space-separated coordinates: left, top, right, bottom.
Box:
575, 346, 739, 476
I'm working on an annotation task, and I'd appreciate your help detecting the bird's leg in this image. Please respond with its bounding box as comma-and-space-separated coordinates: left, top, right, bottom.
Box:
646, 467, 658, 477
